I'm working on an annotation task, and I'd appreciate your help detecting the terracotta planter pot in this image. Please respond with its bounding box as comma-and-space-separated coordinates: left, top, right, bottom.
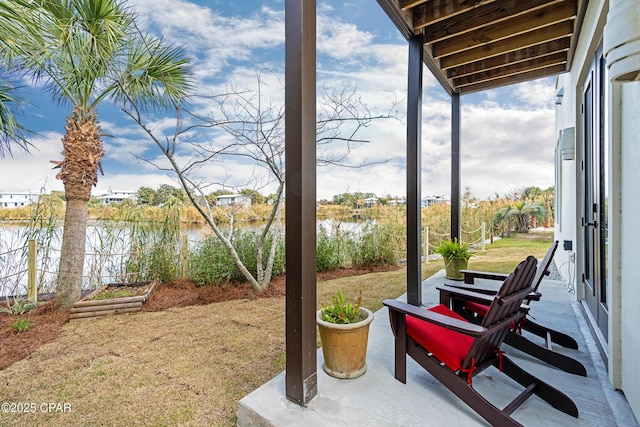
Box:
444, 257, 469, 280
316, 308, 374, 379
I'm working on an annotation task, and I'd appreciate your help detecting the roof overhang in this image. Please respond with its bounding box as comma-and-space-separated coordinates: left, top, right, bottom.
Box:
378, 0, 589, 94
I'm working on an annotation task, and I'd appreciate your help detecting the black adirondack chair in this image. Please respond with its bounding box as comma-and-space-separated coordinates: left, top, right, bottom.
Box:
441, 241, 586, 376
384, 256, 578, 427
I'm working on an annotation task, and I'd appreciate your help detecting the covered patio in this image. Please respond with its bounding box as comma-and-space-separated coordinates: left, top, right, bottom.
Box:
244, 0, 640, 425
238, 274, 638, 426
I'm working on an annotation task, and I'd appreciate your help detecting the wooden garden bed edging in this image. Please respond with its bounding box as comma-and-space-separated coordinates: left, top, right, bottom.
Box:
69, 282, 156, 320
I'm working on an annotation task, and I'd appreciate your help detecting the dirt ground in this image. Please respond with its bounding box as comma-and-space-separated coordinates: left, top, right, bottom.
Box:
0, 265, 398, 371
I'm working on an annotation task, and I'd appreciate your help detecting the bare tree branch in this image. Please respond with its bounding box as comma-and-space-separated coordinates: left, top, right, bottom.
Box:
122, 70, 399, 292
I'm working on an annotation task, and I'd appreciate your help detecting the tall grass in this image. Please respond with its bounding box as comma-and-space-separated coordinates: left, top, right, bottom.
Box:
89, 205, 182, 286
352, 220, 403, 267
325, 216, 403, 267
0, 197, 62, 296
20, 198, 62, 293
316, 227, 343, 272
189, 218, 405, 287
188, 229, 285, 286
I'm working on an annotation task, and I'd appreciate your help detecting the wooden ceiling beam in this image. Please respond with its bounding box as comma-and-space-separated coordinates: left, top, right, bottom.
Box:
432, 1, 576, 58
447, 38, 571, 78
458, 63, 567, 93
378, 0, 581, 93
421, 0, 564, 42
440, 21, 573, 69
378, 0, 417, 38
566, 0, 588, 73
411, 0, 495, 26
452, 51, 567, 86
399, 0, 428, 10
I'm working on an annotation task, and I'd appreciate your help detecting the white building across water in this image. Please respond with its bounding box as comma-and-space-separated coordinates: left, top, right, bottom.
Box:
0, 192, 39, 208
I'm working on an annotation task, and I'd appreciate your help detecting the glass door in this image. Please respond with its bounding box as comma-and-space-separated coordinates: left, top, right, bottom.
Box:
582, 46, 608, 342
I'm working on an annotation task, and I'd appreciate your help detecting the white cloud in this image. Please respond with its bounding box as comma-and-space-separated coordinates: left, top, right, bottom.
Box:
0, 1, 557, 203
456, 97, 555, 198
130, 0, 285, 78
317, 17, 373, 61
0, 132, 65, 194
514, 78, 557, 109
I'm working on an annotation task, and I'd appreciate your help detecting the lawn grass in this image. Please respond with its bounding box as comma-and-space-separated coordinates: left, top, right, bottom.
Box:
0, 232, 553, 427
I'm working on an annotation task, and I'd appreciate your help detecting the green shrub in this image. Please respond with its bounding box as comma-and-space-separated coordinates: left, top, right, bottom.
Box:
146, 245, 181, 284
189, 230, 285, 287
124, 241, 181, 285
352, 222, 397, 267
188, 235, 236, 286
229, 229, 285, 282
11, 318, 33, 332
316, 228, 342, 272
0, 297, 39, 316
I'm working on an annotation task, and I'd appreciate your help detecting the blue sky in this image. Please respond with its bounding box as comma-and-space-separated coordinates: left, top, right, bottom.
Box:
0, 0, 557, 201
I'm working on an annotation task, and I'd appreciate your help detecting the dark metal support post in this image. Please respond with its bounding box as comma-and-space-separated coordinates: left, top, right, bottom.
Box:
285, 0, 317, 406
407, 34, 424, 306
451, 92, 461, 242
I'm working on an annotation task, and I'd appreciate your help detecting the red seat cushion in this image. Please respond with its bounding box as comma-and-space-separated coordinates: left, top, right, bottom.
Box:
464, 301, 489, 317
406, 304, 474, 371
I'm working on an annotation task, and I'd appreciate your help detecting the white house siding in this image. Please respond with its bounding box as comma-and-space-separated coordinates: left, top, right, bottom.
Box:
555, 0, 607, 300
555, 0, 640, 419
555, 0, 607, 280
0, 193, 36, 208
97, 192, 137, 206
620, 81, 640, 416
216, 194, 251, 208
553, 140, 576, 272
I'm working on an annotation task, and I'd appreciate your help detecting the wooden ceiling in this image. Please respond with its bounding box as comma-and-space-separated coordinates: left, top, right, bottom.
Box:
378, 0, 588, 94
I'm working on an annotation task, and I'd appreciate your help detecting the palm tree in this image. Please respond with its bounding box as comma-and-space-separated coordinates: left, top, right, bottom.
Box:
495, 201, 546, 234
0, 0, 192, 309
524, 186, 554, 228
540, 186, 554, 228
0, 76, 31, 157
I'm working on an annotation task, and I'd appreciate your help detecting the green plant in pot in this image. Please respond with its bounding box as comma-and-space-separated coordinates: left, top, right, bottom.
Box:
316, 287, 374, 379
435, 238, 472, 280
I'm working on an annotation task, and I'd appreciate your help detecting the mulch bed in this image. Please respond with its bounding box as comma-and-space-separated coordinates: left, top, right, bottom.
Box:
0, 264, 400, 370
144, 264, 399, 311
0, 302, 69, 370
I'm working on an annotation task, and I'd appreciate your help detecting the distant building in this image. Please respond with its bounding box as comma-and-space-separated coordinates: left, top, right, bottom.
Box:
364, 197, 378, 208
216, 194, 251, 208
0, 192, 38, 208
421, 195, 449, 208
97, 191, 137, 206
387, 198, 406, 206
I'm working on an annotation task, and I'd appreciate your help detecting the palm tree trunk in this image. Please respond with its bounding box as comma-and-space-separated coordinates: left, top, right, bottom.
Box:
544, 201, 551, 228
56, 198, 89, 309
55, 107, 104, 310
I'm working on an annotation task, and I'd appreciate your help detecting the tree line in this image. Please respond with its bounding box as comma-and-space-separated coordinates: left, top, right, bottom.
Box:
134, 185, 269, 207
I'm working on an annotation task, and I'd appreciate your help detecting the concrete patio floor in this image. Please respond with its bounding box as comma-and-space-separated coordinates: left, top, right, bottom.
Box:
237, 271, 639, 426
